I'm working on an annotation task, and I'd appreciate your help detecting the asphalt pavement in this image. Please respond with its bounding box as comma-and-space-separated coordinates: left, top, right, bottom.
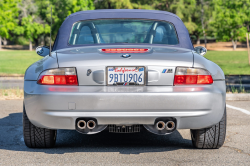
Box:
0, 100, 249, 165
0, 77, 24, 89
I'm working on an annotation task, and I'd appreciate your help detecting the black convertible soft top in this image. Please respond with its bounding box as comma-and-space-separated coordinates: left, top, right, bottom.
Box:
52, 9, 193, 51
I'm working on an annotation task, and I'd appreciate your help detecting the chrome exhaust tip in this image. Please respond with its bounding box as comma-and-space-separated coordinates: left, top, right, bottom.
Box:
166, 121, 175, 130
156, 121, 165, 130
87, 120, 96, 130
77, 120, 86, 129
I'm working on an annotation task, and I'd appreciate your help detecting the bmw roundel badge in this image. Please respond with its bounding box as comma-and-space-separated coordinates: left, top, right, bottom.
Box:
121, 54, 131, 58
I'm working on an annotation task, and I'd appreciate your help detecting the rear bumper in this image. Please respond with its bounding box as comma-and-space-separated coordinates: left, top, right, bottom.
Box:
24, 81, 226, 130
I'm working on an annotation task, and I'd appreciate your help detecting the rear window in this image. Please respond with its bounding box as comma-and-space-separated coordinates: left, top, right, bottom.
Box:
68, 19, 179, 45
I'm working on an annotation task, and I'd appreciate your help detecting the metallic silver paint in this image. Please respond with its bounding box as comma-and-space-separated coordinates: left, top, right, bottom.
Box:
192, 51, 225, 80
24, 52, 58, 80
56, 46, 193, 86
24, 80, 225, 130
24, 45, 226, 135
92, 70, 104, 84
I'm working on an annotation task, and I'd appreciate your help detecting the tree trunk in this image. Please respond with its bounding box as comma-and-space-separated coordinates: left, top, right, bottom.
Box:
29, 40, 32, 51
196, 36, 200, 45
3, 38, 7, 45
232, 39, 237, 50
34, 38, 38, 47
204, 33, 207, 48
246, 33, 250, 65
44, 35, 46, 46
0, 36, 2, 50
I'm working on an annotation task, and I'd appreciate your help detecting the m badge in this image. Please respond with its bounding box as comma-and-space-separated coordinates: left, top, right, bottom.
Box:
162, 69, 173, 73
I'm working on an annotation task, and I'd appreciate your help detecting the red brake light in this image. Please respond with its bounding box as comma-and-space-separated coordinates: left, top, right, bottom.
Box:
37, 68, 78, 85
42, 75, 54, 84
174, 67, 213, 85
101, 48, 149, 53
38, 75, 78, 85
197, 75, 213, 84
174, 75, 213, 85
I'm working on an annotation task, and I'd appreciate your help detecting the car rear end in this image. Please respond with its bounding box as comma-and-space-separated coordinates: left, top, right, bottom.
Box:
24, 45, 225, 135
23, 10, 226, 149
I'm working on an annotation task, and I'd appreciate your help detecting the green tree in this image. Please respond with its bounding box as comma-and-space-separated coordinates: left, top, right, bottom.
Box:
211, 0, 247, 50
95, 0, 173, 10
242, 0, 250, 33
20, 15, 50, 50
35, 0, 95, 42
0, 0, 20, 50
95, 0, 133, 9
169, 0, 197, 36
169, 0, 213, 45
15, 0, 50, 51
95, 0, 159, 10
95, 0, 213, 45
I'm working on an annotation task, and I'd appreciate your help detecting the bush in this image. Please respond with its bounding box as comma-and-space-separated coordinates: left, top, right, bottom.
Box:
16, 36, 29, 45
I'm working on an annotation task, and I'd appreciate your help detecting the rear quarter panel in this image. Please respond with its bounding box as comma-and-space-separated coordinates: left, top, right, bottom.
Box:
24, 52, 58, 81
192, 51, 225, 80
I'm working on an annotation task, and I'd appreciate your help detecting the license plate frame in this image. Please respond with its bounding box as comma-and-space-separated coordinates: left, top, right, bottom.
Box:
106, 66, 146, 86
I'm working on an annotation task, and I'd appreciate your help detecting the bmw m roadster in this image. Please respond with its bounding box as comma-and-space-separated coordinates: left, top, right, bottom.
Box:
23, 9, 226, 149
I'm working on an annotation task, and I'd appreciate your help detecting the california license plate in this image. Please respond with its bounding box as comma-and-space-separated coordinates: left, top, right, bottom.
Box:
107, 67, 145, 85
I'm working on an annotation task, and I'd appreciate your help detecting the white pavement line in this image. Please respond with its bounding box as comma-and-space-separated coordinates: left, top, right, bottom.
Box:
226, 104, 250, 115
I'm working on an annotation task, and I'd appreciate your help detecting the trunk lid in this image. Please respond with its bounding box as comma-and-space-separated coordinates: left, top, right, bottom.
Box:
57, 45, 193, 85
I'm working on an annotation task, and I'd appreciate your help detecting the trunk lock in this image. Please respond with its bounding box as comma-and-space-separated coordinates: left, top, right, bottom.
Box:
87, 69, 92, 76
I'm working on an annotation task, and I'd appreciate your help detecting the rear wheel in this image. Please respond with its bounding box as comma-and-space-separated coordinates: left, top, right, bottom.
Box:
190, 107, 226, 149
23, 105, 57, 148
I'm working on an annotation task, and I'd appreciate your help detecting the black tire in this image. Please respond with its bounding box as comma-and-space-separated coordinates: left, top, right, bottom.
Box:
23, 104, 57, 148
190, 107, 226, 149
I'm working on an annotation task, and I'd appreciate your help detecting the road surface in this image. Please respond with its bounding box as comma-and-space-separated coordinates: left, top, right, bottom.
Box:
0, 100, 249, 165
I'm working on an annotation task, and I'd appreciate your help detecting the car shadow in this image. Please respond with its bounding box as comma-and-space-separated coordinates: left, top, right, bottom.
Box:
0, 113, 193, 154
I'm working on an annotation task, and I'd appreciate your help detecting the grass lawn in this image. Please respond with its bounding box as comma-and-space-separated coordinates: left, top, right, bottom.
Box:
0, 50, 249, 75
0, 51, 42, 75
205, 51, 250, 75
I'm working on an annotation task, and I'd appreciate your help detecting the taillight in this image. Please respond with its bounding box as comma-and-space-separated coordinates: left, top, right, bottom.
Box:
101, 48, 149, 53
37, 68, 78, 85
174, 67, 213, 85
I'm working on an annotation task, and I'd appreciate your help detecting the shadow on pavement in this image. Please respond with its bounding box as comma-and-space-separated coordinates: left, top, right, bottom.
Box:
0, 113, 193, 154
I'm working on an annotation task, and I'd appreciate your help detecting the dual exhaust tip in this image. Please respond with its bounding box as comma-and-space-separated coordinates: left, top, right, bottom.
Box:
78, 119, 174, 131
156, 121, 175, 131
77, 120, 96, 130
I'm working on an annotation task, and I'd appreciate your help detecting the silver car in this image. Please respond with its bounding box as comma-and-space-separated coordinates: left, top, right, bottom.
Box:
23, 9, 226, 149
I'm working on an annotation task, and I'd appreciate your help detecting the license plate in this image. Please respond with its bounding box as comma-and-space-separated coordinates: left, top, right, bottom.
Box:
107, 67, 145, 85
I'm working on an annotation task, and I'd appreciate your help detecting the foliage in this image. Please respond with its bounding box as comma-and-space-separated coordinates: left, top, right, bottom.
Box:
95, 0, 155, 9
16, 0, 51, 41
0, 0, 20, 39
13, 0, 50, 50
16, 36, 30, 45
210, 0, 248, 46
35, 0, 95, 40
95, 0, 212, 43
243, 0, 250, 32
95, 0, 133, 9
169, 0, 198, 34
20, 15, 50, 42
1, 0, 250, 48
